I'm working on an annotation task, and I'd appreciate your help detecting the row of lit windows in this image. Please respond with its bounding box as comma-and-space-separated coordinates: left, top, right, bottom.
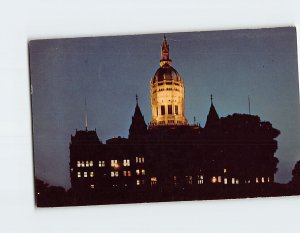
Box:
78, 159, 144, 168
159, 105, 179, 116
136, 169, 145, 175
77, 161, 93, 167
77, 171, 94, 178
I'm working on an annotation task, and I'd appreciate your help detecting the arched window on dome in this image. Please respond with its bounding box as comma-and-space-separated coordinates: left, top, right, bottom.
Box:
168, 105, 172, 115
161, 106, 165, 115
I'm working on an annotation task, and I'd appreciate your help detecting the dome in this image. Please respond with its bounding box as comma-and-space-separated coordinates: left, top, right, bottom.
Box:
152, 64, 182, 84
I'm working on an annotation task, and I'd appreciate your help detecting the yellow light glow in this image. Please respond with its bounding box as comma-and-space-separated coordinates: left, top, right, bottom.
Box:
211, 176, 217, 183
224, 168, 227, 173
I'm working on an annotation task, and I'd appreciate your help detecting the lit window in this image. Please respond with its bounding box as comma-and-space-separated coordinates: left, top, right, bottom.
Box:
81, 161, 85, 167
111, 171, 119, 177
123, 159, 130, 166
90, 161, 93, 167
123, 170, 131, 177
232, 178, 235, 184
151, 177, 157, 186
173, 176, 177, 181
77, 161, 81, 167
84, 172, 87, 178
236, 179, 239, 184
90, 171, 94, 177
86, 161, 89, 167
77, 172, 81, 178
136, 169, 140, 175
197, 175, 204, 184
224, 178, 227, 184
111, 160, 118, 168
90, 184, 95, 189
224, 168, 227, 173
136, 157, 144, 164
256, 177, 259, 183
186, 176, 193, 185
142, 169, 145, 175
218, 176, 222, 183
267, 177, 270, 183
99, 160, 105, 167
261, 177, 265, 183
137, 180, 140, 186
211, 176, 217, 183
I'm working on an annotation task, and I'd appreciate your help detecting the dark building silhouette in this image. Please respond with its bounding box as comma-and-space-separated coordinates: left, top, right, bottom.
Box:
69, 36, 280, 204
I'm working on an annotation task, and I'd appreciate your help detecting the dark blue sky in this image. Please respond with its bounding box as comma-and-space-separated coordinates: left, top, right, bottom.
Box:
30, 27, 300, 189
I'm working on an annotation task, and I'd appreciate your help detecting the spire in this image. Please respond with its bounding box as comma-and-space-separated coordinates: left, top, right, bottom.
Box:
136, 94, 138, 105
85, 97, 88, 131
205, 94, 220, 129
160, 35, 172, 67
129, 95, 147, 140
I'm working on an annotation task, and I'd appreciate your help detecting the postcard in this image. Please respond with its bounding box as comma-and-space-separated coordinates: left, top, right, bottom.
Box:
29, 27, 300, 207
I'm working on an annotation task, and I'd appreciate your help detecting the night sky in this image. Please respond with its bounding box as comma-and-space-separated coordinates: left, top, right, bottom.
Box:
29, 27, 300, 189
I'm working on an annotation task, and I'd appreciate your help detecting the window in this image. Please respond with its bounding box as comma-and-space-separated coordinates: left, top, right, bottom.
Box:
175, 105, 178, 115
136, 169, 140, 175
161, 105, 165, 115
156, 107, 158, 116
90, 184, 95, 189
123, 159, 130, 166
186, 176, 193, 185
77, 172, 81, 178
151, 177, 157, 186
111, 171, 118, 177
77, 161, 81, 167
123, 171, 131, 177
99, 160, 105, 167
224, 168, 227, 173
136, 157, 144, 164
267, 177, 270, 183
232, 178, 235, 184
197, 175, 204, 184
224, 178, 228, 184
85, 161, 89, 167
218, 176, 222, 183
90, 171, 94, 177
236, 179, 239, 184
168, 105, 172, 114
111, 160, 118, 168
261, 177, 265, 183
84, 172, 88, 178
90, 161, 93, 167
141, 169, 145, 175
81, 161, 85, 167
136, 180, 140, 186
256, 177, 259, 183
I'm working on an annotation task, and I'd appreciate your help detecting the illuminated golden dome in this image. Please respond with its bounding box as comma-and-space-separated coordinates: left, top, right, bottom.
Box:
151, 64, 182, 84
149, 36, 188, 127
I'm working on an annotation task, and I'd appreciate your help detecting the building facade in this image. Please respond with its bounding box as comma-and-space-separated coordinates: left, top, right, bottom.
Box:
69, 37, 280, 201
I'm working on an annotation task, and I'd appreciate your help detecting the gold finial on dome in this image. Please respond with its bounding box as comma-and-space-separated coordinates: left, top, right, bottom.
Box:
160, 35, 172, 67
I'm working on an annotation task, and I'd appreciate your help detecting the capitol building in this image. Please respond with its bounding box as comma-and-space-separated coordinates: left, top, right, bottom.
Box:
69, 36, 280, 203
